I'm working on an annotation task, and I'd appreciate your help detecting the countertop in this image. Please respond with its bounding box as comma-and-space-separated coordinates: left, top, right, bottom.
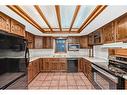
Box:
29, 55, 108, 69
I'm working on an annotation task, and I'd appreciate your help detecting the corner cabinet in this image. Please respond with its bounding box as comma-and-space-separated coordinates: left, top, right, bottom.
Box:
116, 14, 127, 42
11, 19, 25, 37
0, 12, 11, 32
102, 22, 115, 43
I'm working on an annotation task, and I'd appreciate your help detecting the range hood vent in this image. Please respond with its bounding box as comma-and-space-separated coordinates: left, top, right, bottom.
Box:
101, 42, 127, 48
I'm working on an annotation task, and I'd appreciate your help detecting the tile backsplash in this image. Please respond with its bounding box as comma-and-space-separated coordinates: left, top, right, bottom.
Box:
29, 49, 89, 57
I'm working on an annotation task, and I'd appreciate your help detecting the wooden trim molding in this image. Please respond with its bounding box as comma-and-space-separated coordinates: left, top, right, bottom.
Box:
78, 5, 107, 33
7, 5, 45, 33
69, 5, 80, 32
55, 5, 62, 32
34, 5, 53, 32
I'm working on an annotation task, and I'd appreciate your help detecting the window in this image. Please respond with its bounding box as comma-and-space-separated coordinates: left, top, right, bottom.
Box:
55, 39, 66, 53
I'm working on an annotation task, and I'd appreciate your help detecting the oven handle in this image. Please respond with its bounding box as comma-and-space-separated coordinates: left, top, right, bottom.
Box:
92, 64, 118, 83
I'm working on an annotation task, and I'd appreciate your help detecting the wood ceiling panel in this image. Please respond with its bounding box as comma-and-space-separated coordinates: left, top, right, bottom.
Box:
34, 5, 53, 32
55, 5, 62, 32
78, 5, 107, 33
69, 5, 80, 32
7, 5, 45, 33
39, 5, 59, 28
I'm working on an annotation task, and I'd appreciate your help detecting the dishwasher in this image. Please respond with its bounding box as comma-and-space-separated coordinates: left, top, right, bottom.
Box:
67, 58, 78, 73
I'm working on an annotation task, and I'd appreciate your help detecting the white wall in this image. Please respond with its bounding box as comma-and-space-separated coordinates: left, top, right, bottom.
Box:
29, 49, 89, 57
93, 45, 108, 61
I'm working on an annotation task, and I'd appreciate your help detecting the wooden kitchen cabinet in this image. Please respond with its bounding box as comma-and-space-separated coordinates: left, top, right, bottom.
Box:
94, 28, 103, 45
39, 58, 43, 72
43, 37, 53, 49
68, 36, 80, 44
25, 32, 35, 49
88, 33, 94, 45
80, 36, 89, 48
0, 12, 11, 33
28, 58, 40, 83
11, 19, 25, 37
28, 63, 33, 83
78, 58, 83, 72
102, 22, 115, 43
34, 36, 43, 49
116, 14, 127, 42
42, 58, 67, 72
81, 58, 93, 82
125, 80, 127, 89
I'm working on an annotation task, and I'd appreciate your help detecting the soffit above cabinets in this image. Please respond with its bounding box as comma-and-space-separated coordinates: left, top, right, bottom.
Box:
3, 5, 106, 34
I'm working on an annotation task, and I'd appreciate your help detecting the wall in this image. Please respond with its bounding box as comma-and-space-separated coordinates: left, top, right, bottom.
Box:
0, 50, 25, 58
93, 45, 108, 61
29, 49, 89, 58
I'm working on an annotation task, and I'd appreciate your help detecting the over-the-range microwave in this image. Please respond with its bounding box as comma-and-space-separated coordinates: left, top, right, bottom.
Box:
68, 44, 80, 51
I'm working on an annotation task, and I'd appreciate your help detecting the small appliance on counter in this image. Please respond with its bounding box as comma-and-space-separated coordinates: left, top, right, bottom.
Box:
68, 44, 80, 51
0, 31, 29, 89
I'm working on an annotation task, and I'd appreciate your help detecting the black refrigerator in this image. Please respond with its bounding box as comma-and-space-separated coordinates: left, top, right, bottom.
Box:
0, 32, 29, 89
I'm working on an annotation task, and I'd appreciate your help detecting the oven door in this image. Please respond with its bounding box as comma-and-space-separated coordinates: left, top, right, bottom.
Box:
92, 65, 118, 89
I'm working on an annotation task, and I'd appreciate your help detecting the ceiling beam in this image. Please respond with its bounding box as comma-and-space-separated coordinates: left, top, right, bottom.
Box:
7, 5, 45, 33
69, 5, 80, 32
78, 5, 107, 33
55, 5, 62, 32
34, 5, 53, 32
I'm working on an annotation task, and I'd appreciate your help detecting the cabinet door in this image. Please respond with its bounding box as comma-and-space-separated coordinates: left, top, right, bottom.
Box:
11, 19, 25, 37
34, 36, 43, 49
125, 80, 127, 89
80, 36, 89, 48
43, 37, 53, 49
59, 59, 67, 72
28, 63, 33, 83
43, 59, 51, 72
102, 22, 115, 43
78, 59, 83, 72
25, 32, 35, 49
88, 33, 94, 45
116, 14, 127, 41
39, 58, 43, 72
0, 12, 10, 32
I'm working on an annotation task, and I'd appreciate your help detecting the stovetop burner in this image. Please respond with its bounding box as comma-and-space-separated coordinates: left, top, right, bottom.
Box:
108, 66, 127, 77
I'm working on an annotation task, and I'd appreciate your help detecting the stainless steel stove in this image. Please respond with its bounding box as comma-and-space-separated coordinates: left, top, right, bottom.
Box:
109, 55, 127, 78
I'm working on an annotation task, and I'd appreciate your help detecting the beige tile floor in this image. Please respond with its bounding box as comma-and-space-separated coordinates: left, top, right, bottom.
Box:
28, 72, 95, 90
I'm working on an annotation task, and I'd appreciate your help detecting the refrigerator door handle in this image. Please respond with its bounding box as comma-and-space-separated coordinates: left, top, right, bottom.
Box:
25, 47, 30, 67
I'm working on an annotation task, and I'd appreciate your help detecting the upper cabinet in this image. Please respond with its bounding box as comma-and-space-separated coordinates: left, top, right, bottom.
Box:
0, 12, 11, 33
0, 12, 25, 37
102, 22, 115, 43
25, 32, 35, 49
88, 33, 94, 45
94, 28, 103, 45
34, 36, 43, 49
11, 19, 25, 37
80, 36, 89, 48
68, 36, 80, 44
43, 37, 53, 49
116, 14, 127, 42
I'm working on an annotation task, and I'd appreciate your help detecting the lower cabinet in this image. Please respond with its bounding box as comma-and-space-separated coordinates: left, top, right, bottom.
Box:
79, 58, 93, 83
125, 80, 127, 89
28, 58, 40, 83
40, 58, 67, 72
